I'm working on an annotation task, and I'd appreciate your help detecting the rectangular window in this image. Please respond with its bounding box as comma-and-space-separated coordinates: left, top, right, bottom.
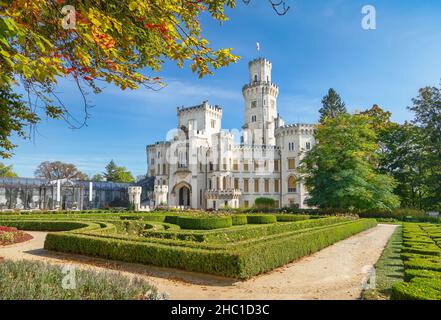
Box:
244, 179, 249, 193
223, 158, 227, 171
233, 160, 239, 171
254, 160, 259, 171
157, 164, 161, 174
244, 161, 249, 171
274, 179, 279, 193
163, 164, 167, 175
251, 101, 257, 108
254, 179, 259, 193
274, 160, 280, 172
234, 178, 239, 190
209, 162, 214, 172
211, 119, 216, 128
244, 200, 249, 208
264, 179, 269, 193
306, 142, 311, 150
288, 158, 296, 170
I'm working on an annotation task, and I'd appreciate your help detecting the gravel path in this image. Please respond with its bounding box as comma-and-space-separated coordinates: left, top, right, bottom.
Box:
0, 224, 397, 300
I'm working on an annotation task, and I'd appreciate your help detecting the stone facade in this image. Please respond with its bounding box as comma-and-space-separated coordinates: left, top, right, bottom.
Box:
146, 58, 316, 209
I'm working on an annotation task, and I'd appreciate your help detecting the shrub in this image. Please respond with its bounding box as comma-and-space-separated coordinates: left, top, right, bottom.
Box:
275, 214, 310, 222
44, 219, 376, 279
176, 216, 233, 230
0, 231, 15, 243
254, 197, 276, 210
391, 278, 441, 300
231, 215, 248, 226
246, 215, 277, 224
0, 220, 92, 232
235, 219, 377, 278
404, 269, 441, 282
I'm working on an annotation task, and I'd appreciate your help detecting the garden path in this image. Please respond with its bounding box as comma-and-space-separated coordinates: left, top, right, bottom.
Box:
0, 224, 397, 300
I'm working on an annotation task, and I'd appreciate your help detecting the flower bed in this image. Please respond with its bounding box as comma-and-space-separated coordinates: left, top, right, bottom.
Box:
0, 225, 33, 246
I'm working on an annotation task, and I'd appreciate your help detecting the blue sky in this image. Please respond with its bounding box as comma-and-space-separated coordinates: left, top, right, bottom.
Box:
5, 0, 441, 178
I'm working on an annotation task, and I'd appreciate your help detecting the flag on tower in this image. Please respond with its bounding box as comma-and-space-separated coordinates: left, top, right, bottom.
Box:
256, 42, 260, 52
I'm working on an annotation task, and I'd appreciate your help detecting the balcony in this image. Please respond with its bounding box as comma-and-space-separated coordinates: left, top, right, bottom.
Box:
205, 189, 242, 200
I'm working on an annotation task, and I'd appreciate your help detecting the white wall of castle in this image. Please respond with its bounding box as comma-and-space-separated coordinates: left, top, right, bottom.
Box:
146, 58, 316, 210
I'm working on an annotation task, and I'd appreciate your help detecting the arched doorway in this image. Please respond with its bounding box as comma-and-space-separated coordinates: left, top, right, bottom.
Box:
172, 182, 192, 207
178, 185, 191, 207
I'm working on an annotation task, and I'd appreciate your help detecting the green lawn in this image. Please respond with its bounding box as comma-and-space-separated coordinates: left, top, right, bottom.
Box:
363, 225, 404, 300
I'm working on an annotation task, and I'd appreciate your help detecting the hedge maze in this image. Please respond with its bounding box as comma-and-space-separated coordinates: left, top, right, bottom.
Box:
0, 212, 376, 279
391, 223, 441, 300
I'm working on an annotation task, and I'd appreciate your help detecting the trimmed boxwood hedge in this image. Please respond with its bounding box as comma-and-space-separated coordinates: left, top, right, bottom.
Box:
391, 223, 441, 300
275, 214, 310, 222
44, 218, 376, 279
0, 220, 92, 232
391, 278, 441, 300
176, 216, 233, 230
141, 217, 351, 243
246, 215, 277, 224
231, 215, 248, 226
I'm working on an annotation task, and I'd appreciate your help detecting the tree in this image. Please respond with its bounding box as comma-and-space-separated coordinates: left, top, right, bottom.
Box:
379, 123, 433, 209
91, 173, 105, 182
361, 104, 393, 134
104, 160, 135, 183
0, 84, 39, 158
34, 161, 87, 180
300, 113, 400, 211
0, 1, 291, 158
406, 84, 441, 209
0, 0, 241, 157
319, 88, 347, 122
0, 162, 18, 177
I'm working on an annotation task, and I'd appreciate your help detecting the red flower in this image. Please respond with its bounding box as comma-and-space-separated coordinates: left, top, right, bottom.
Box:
0, 226, 17, 232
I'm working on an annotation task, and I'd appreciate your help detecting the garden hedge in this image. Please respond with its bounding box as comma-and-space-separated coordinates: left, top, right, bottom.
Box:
246, 215, 277, 224
231, 215, 248, 226
391, 223, 441, 300
275, 214, 310, 222
44, 218, 376, 279
175, 216, 233, 230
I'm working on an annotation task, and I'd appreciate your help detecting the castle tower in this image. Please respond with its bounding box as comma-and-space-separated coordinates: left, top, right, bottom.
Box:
242, 58, 279, 146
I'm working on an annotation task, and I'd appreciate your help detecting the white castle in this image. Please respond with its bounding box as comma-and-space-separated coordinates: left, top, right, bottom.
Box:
146, 58, 316, 210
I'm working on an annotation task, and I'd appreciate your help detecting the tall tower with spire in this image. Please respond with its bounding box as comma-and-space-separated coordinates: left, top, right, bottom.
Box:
242, 58, 279, 146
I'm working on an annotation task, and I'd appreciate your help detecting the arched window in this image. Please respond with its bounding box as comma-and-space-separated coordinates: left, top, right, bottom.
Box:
288, 176, 297, 193
254, 74, 258, 82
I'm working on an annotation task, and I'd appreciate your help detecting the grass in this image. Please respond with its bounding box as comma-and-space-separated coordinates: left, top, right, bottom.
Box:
363, 225, 404, 300
0, 259, 163, 300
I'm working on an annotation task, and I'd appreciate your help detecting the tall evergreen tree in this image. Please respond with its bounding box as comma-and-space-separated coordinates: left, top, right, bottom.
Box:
104, 160, 135, 183
319, 88, 347, 122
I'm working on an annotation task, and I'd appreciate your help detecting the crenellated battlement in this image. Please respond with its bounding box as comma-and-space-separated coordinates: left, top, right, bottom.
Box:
275, 123, 316, 136
177, 100, 222, 115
